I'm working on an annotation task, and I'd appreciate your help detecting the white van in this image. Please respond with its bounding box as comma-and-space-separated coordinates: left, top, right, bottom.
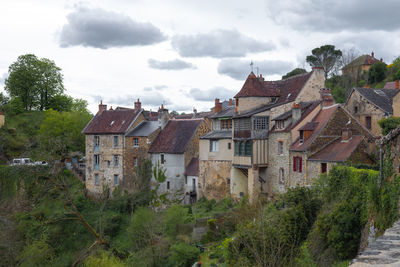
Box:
11, 158, 34, 166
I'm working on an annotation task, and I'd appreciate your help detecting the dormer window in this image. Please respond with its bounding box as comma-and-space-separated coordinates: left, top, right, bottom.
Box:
299, 130, 304, 144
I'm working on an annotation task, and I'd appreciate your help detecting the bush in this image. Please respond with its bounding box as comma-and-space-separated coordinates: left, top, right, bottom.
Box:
169, 242, 200, 267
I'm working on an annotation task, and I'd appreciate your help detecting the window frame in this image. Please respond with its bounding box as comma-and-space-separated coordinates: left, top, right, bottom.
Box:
114, 174, 119, 186
134, 157, 138, 167
113, 135, 119, 148
113, 155, 119, 167
94, 173, 99, 185
132, 137, 139, 147
278, 141, 284, 155
279, 168, 284, 183
210, 140, 219, 152
253, 116, 269, 130
161, 154, 165, 164
94, 135, 100, 146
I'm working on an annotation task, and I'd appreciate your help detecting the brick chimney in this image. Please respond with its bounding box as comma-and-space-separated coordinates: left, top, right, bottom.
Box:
371, 51, 374, 58
158, 104, 169, 130
214, 98, 222, 113
292, 102, 302, 125
134, 98, 141, 111
98, 100, 107, 115
341, 128, 352, 142
396, 80, 399, 89
229, 98, 233, 106
320, 88, 335, 108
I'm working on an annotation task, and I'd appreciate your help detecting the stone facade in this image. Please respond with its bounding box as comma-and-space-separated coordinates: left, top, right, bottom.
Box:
345, 89, 386, 136
0, 111, 4, 128
85, 134, 125, 193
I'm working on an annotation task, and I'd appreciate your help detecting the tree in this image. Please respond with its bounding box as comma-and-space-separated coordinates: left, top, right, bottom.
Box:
282, 68, 307, 79
5, 54, 64, 111
368, 61, 387, 84
306, 45, 342, 79
0, 92, 9, 106
378, 117, 400, 135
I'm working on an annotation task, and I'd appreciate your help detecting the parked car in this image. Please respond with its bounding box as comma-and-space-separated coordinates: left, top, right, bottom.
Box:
35, 161, 48, 166
10, 158, 34, 166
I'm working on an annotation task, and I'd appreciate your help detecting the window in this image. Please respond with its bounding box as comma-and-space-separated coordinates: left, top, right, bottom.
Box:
227, 178, 231, 185
161, 154, 165, 164
279, 168, 284, 183
167, 181, 170, 190
107, 160, 111, 167
293, 156, 302, 173
245, 141, 252, 156
113, 136, 119, 147
366, 116, 371, 130
253, 116, 269, 130
113, 155, 119, 167
299, 130, 304, 144
94, 136, 100, 146
221, 119, 232, 130
192, 178, 196, 191
94, 155, 100, 170
234, 118, 251, 131
354, 106, 358, 114
210, 140, 219, 152
234, 141, 252, 156
132, 137, 139, 147
114, 174, 119, 186
134, 157, 138, 167
95, 174, 99, 185
278, 141, 283, 155
321, 163, 327, 173
228, 142, 231, 150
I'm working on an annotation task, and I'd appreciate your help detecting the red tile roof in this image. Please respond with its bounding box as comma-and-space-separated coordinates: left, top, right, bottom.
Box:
82, 109, 140, 134
291, 105, 339, 151
149, 119, 203, 154
234, 71, 313, 103
308, 136, 364, 162
299, 122, 319, 131
383, 81, 400, 90
185, 157, 199, 176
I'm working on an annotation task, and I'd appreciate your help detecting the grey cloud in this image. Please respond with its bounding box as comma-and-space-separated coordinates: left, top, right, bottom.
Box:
332, 32, 400, 63
172, 29, 275, 58
148, 59, 196, 70
218, 59, 293, 80
266, 0, 400, 32
60, 7, 166, 49
107, 93, 171, 107
143, 85, 168, 92
189, 87, 236, 102
0, 73, 8, 85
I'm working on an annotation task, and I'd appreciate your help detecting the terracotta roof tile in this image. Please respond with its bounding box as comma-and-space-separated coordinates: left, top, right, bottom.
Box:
291, 105, 339, 151
299, 122, 319, 131
185, 157, 199, 176
149, 119, 203, 153
234, 71, 313, 103
308, 136, 364, 162
82, 109, 140, 134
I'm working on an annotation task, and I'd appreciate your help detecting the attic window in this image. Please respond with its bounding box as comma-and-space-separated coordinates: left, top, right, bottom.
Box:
375, 90, 386, 97
122, 120, 125, 124
286, 93, 291, 100
110, 121, 115, 126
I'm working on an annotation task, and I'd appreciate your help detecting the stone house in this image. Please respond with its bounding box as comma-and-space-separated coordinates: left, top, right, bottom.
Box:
0, 109, 4, 128
184, 157, 199, 203
289, 94, 375, 187
342, 52, 381, 83
82, 100, 144, 194
230, 68, 325, 201
344, 87, 400, 136
198, 99, 234, 200
148, 119, 210, 198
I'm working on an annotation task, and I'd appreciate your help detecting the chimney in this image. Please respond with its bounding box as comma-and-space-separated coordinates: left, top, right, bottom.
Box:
380, 58, 383, 62
292, 102, 302, 124
229, 98, 233, 106
319, 88, 335, 107
214, 98, 222, 113
341, 128, 352, 142
109, 106, 113, 110
98, 100, 107, 115
396, 80, 400, 89
134, 98, 141, 111
258, 73, 264, 82
371, 51, 374, 58
158, 104, 169, 130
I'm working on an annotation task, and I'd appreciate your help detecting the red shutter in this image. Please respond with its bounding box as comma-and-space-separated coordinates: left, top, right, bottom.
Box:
293, 157, 296, 171
299, 157, 302, 173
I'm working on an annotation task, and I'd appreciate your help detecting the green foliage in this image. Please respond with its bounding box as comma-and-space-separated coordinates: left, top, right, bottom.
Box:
169, 242, 200, 267
38, 109, 92, 158
0, 91, 10, 106
164, 205, 191, 239
5, 54, 64, 111
282, 68, 307, 79
47, 94, 73, 112
153, 161, 166, 183
306, 44, 342, 78
17, 237, 56, 267
3, 96, 24, 116
128, 207, 161, 251
84, 250, 126, 267
378, 116, 400, 135
368, 61, 387, 84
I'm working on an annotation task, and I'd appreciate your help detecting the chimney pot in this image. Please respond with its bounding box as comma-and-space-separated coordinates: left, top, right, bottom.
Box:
134, 98, 141, 111
229, 98, 233, 106
214, 98, 222, 113
98, 100, 107, 115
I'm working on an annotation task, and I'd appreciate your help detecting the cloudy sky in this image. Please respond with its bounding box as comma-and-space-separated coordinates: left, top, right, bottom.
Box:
1, 0, 399, 114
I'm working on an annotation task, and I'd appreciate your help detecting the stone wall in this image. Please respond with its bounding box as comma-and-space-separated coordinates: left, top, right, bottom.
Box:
237, 96, 274, 114
184, 121, 210, 168
85, 134, 125, 193
198, 160, 231, 200
0, 114, 4, 128
295, 69, 325, 103
267, 131, 291, 194
288, 151, 307, 187
345, 90, 385, 136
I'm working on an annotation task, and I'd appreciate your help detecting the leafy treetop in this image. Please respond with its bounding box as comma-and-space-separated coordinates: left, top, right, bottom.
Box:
306, 45, 342, 79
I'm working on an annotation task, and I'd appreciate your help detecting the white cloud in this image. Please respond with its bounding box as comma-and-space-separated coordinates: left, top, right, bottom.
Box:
148, 59, 196, 70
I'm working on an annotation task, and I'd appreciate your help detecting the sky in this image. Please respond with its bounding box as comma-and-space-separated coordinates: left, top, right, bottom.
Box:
1, 0, 400, 114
